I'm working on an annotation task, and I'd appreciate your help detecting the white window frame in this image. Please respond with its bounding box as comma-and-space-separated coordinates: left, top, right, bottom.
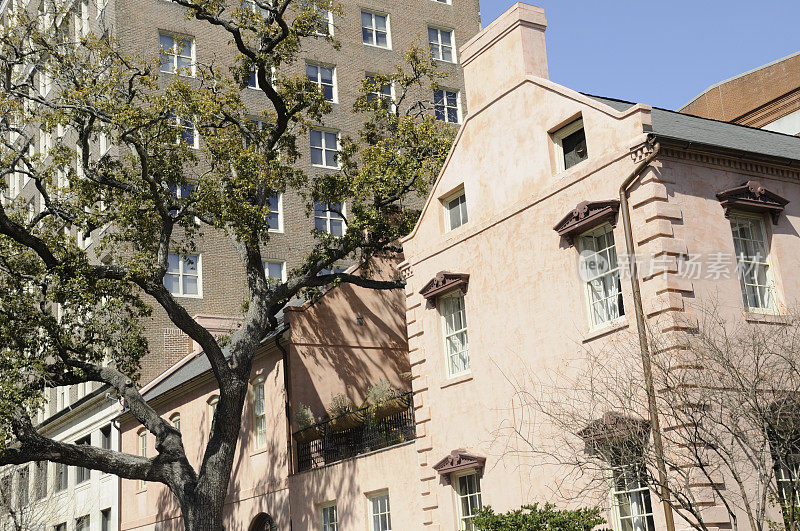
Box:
428, 26, 455, 63
252, 376, 267, 450
56, 385, 69, 411
442, 188, 467, 232
729, 212, 778, 314
440, 290, 470, 378
137, 430, 147, 489
264, 260, 287, 282
267, 192, 283, 232
578, 223, 624, 329
608, 464, 656, 531
365, 73, 395, 109
207, 395, 219, 422
74, 435, 91, 485
552, 118, 586, 173
314, 201, 346, 236
431, 0, 451, 3
306, 63, 337, 103
454, 471, 482, 531
360, 10, 390, 49
164, 254, 203, 298
367, 491, 392, 531
170, 114, 199, 149
310, 129, 339, 168
169, 412, 181, 432
319, 502, 338, 531
433, 88, 461, 124
159, 32, 196, 77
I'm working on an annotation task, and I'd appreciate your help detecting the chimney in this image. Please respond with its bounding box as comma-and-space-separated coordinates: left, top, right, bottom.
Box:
460, 3, 548, 111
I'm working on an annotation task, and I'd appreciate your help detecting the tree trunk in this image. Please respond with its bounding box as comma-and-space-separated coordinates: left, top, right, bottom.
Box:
181, 493, 226, 531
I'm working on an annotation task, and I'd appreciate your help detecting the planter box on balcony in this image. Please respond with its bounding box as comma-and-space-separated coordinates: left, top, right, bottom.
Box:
371, 394, 411, 420
294, 426, 323, 444
328, 410, 364, 432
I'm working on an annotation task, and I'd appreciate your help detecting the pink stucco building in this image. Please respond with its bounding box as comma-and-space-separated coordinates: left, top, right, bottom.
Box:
118, 3, 800, 530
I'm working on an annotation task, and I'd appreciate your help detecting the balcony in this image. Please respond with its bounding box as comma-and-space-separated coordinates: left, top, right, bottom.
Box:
294, 392, 416, 472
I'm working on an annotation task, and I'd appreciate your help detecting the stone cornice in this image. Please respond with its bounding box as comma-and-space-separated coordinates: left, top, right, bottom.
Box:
659, 147, 800, 181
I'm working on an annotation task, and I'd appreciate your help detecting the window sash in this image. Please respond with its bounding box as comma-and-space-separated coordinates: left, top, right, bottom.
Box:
314, 201, 345, 235
730, 214, 775, 312
321, 504, 338, 531
578, 225, 623, 327
165, 254, 200, 296
428, 27, 453, 62
306, 64, 335, 102
441, 292, 469, 377
446, 193, 467, 230
609, 465, 655, 531
253, 382, 267, 449
310, 129, 339, 168
434, 89, 459, 123
159, 34, 194, 76
456, 473, 482, 530
361, 11, 388, 48
369, 494, 391, 531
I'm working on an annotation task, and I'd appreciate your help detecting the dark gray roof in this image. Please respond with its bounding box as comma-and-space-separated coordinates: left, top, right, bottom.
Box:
140, 298, 305, 403
586, 94, 800, 164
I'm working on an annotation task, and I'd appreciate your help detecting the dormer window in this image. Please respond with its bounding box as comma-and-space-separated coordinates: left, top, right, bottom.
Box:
553, 118, 587, 172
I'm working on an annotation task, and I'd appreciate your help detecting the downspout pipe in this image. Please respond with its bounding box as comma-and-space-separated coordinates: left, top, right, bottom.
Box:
275, 334, 294, 528
619, 137, 676, 531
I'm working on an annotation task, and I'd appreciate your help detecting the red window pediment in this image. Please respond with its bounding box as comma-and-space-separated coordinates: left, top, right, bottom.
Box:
716, 180, 789, 225
553, 200, 620, 245
419, 271, 469, 301
433, 449, 486, 484
578, 412, 650, 456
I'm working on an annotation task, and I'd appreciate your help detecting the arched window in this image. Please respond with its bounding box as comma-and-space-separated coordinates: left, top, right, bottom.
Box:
249, 513, 277, 531
207, 395, 219, 421
169, 412, 181, 433
252, 377, 267, 449
137, 429, 147, 489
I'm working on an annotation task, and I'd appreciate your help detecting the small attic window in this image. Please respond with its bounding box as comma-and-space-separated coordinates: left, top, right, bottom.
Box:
553, 118, 588, 172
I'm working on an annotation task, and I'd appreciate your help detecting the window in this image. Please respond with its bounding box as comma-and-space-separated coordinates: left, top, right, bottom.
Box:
169, 183, 196, 215
775, 456, 800, 517
208, 395, 219, 419
55, 462, 68, 492
167, 114, 199, 148
314, 202, 345, 236
369, 492, 391, 531
247, 67, 261, 89
164, 254, 201, 297
76, 515, 90, 531
444, 190, 467, 231
77, 380, 88, 399
320, 503, 338, 531
100, 424, 112, 450
578, 224, 624, 328
17, 466, 29, 507
170, 412, 181, 432
610, 464, 655, 531
74, 0, 89, 38
241, 0, 267, 15
318, 267, 345, 276
159, 33, 195, 76
433, 89, 460, 124
56, 385, 69, 411
101, 508, 112, 531
301, 0, 333, 35
440, 291, 469, 377
428, 27, 454, 62
55, 524, 67, 531
310, 129, 338, 168
252, 377, 267, 449
75, 435, 91, 484
730, 214, 776, 312
306, 64, 336, 102
137, 430, 147, 489
264, 261, 286, 282
455, 472, 482, 530
267, 193, 283, 232
365, 74, 393, 107
553, 118, 588, 172
34, 461, 47, 500
361, 11, 389, 48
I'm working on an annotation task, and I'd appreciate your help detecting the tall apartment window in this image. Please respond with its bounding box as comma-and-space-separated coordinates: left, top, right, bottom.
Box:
208, 395, 219, 419
159, 33, 195, 76
138, 430, 147, 489
170, 413, 181, 432
264, 261, 286, 282
320, 503, 338, 531
428, 27, 454, 62
455, 472, 482, 531
310, 129, 338, 168
440, 291, 469, 377
267, 193, 283, 232
168, 114, 199, 148
55, 462, 68, 492
76, 515, 90, 531
101, 509, 112, 531
100, 424, 112, 450
252, 377, 267, 449
553, 119, 588, 172
361, 11, 389, 48
164, 254, 201, 297
433, 89, 460, 124
730, 214, 776, 312
34, 461, 47, 500
610, 464, 655, 531
314, 201, 345, 236
75, 435, 91, 484
369, 492, 392, 531
17, 466, 29, 507
444, 190, 467, 231
578, 224, 623, 328
306, 64, 336, 102
365, 74, 393, 106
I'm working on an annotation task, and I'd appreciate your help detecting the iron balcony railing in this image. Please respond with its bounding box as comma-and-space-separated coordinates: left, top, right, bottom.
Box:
294, 392, 416, 472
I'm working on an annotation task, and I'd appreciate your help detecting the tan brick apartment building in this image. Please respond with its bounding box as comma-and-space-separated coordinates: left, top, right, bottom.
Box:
680, 51, 800, 134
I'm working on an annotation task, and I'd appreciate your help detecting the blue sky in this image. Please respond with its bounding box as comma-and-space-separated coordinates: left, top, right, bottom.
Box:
478, 1, 800, 110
